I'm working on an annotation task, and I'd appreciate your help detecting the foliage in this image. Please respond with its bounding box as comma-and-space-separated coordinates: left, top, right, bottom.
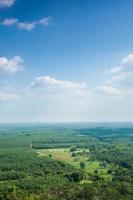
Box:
0, 124, 132, 199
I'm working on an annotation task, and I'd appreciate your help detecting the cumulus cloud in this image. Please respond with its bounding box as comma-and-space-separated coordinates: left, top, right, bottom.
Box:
17, 21, 36, 31
122, 54, 133, 66
99, 54, 133, 97
2, 18, 18, 26
0, 17, 52, 31
0, 56, 23, 73
105, 66, 122, 74
106, 54, 133, 84
31, 76, 87, 90
111, 72, 129, 82
97, 86, 123, 96
0, 0, 15, 8
39, 17, 52, 26
29, 75, 88, 99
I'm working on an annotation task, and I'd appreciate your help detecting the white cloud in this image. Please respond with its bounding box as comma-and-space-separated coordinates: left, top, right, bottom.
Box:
0, 81, 22, 102
29, 75, 88, 100
39, 17, 53, 26
2, 18, 18, 26
17, 21, 36, 31
31, 76, 87, 90
105, 66, 122, 74
97, 54, 133, 98
106, 54, 133, 84
0, 91, 20, 101
0, 56, 23, 73
0, 0, 15, 8
122, 54, 133, 66
97, 86, 123, 96
111, 72, 129, 82
0, 17, 52, 31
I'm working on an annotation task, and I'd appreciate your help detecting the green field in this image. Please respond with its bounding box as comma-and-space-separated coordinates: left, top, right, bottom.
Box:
37, 147, 113, 180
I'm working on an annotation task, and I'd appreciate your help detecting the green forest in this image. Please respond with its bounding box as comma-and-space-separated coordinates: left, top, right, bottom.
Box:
0, 124, 132, 200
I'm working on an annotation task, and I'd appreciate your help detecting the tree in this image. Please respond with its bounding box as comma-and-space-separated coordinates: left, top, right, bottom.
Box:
70, 146, 77, 152
80, 162, 85, 170
94, 169, 99, 174
66, 172, 83, 182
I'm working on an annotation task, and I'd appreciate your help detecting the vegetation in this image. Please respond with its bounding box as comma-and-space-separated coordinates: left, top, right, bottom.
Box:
0, 123, 132, 199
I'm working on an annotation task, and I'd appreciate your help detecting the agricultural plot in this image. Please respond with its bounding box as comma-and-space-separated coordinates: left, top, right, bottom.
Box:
37, 147, 113, 180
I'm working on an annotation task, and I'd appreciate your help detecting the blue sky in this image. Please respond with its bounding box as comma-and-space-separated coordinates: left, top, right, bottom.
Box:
0, 0, 133, 122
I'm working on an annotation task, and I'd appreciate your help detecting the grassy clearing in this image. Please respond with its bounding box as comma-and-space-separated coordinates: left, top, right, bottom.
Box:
37, 148, 113, 180
37, 148, 89, 163
38, 148, 74, 162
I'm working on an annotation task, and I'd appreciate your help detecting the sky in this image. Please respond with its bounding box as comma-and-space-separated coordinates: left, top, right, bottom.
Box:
0, 0, 133, 122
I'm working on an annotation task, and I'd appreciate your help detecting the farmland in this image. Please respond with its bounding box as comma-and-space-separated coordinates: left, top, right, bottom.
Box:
37, 148, 113, 180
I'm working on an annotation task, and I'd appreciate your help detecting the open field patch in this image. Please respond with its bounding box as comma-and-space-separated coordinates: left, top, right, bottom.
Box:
37, 147, 113, 179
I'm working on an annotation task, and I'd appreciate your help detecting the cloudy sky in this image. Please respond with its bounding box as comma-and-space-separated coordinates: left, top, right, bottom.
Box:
0, 0, 133, 122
